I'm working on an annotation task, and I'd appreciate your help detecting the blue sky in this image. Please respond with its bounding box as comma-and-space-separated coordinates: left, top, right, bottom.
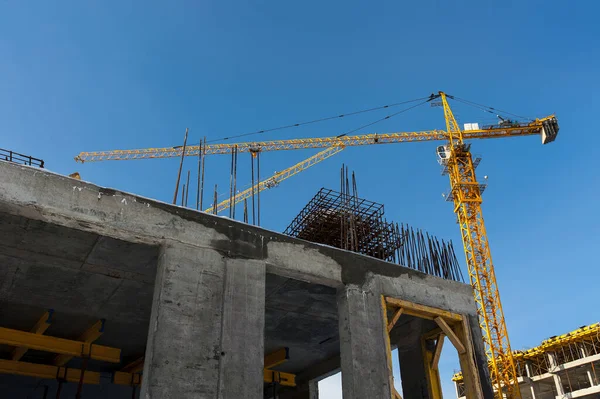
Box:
2, 1, 598, 397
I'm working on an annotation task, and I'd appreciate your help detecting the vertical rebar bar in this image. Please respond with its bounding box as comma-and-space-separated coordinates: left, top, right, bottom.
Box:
232, 146, 238, 219
196, 139, 202, 210
251, 153, 256, 225
257, 151, 261, 226
229, 148, 234, 218
185, 170, 190, 208
213, 184, 218, 214
200, 137, 206, 211
173, 128, 189, 204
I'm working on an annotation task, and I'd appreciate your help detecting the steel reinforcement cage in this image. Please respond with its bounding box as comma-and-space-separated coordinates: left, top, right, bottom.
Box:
284, 188, 464, 282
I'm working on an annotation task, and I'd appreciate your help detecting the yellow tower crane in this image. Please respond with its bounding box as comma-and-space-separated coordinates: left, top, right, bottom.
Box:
75, 92, 559, 398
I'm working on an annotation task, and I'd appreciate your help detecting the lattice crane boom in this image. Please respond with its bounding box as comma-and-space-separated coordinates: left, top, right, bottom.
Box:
207, 146, 344, 214
75, 117, 555, 163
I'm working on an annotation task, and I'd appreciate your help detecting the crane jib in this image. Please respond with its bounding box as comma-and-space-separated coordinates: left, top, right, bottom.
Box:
74, 118, 555, 163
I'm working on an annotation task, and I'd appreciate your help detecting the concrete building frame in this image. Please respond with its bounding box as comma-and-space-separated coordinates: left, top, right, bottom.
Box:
0, 161, 493, 398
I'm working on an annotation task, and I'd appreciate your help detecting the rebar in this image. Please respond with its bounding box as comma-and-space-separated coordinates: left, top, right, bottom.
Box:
172, 128, 188, 204
284, 174, 464, 282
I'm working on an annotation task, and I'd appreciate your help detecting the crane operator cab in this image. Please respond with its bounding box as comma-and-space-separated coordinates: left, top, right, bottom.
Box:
436, 145, 451, 165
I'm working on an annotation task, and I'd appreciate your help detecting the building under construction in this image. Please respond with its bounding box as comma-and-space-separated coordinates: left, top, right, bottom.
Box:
0, 92, 562, 399
454, 323, 600, 398
0, 159, 494, 398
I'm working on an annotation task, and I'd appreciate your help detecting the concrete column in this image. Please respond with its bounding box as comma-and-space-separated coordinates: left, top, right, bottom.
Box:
580, 344, 598, 387
394, 319, 430, 399
140, 242, 266, 399
524, 362, 541, 399
547, 352, 565, 396
337, 285, 392, 399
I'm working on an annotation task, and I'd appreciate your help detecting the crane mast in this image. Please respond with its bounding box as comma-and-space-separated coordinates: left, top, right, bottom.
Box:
440, 92, 520, 398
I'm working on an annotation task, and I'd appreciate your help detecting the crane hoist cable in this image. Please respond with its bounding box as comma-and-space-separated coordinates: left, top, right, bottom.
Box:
449, 95, 532, 121
206, 98, 432, 215
207, 95, 432, 143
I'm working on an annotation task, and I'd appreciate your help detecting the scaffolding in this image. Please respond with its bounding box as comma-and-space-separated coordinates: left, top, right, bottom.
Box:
453, 322, 600, 398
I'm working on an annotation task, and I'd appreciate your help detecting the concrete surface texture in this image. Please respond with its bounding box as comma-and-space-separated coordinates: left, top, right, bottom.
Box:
0, 160, 493, 398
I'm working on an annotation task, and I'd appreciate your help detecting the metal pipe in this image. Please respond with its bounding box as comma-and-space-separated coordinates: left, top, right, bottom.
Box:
55, 380, 63, 399
75, 357, 89, 399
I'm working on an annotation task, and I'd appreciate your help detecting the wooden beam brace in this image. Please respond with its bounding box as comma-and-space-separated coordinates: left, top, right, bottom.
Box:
0, 359, 142, 387
113, 371, 142, 386
121, 356, 144, 373
0, 359, 100, 384
431, 334, 445, 370
264, 347, 289, 369
393, 386, 403, 399
11, 310, 53, 361
387, 308, 403, 332
423, 327, 443, 341
263, 369, 296, 387
54, 319, 105, 366
0, 326, 120, 363
434, 317, 465, 354
385, 297, 462, 322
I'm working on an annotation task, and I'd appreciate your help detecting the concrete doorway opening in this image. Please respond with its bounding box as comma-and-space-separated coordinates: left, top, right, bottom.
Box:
383, 296, 484, 399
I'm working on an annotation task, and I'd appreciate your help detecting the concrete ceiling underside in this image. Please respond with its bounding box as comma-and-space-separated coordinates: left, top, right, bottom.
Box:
0, 212, 344, 378
0, 211, 158, 370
